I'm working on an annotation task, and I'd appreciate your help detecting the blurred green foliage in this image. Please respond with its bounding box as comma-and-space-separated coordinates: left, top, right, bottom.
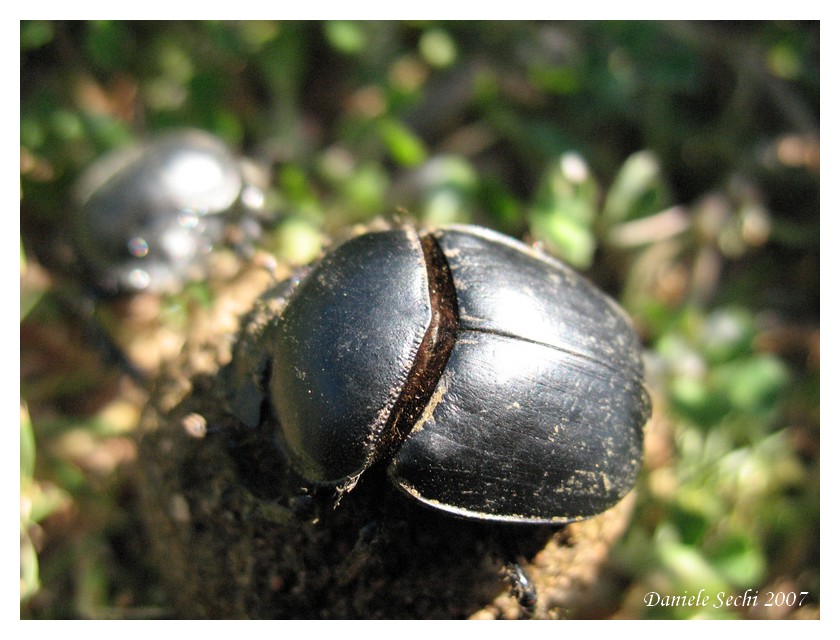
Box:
20, 21, 818, 619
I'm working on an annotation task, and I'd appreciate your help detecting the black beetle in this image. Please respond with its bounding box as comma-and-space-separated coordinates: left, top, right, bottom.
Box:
71, 129, 270, 296
226, 224, 650, 525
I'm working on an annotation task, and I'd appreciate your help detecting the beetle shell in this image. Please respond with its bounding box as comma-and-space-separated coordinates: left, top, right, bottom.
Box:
230, 224, 649, 524
72, 129, 265, 295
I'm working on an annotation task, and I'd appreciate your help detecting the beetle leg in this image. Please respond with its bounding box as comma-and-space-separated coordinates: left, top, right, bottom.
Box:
54, 290, 149, 386
503, 558, 537, 614
495, 525, 544, 615
333, 473, 362, 509
288, 480, 363, 523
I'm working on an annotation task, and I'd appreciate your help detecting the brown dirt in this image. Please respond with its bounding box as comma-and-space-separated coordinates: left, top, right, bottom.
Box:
133, 255, 638, 619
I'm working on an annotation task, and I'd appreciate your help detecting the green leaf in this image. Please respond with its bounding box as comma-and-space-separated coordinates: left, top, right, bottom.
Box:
20, 525, 40, 603
716, 355, 790, 416
324, 21, 365, 54
698, 308, 756, 364
21, 21, 54, 51
337, 163, 389, 220
709, 533, 766, 587
84, 21, 134, 70
655, 524, 731, 596
603, 150, 669, 223
274, 217, 323, 265
528, 153, 599, 267
530, 215, 595, 269
379, 120, 427, 167
418, 28, 457, 68
669, 374, 730, 427
528, 64, 579, 95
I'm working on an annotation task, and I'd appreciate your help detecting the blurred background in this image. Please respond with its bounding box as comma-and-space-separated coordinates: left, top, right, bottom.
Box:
20, 21, 819, 619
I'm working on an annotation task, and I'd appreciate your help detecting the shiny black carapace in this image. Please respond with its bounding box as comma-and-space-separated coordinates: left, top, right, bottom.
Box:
227, 225, 650, 524
72, 129, 268, 295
